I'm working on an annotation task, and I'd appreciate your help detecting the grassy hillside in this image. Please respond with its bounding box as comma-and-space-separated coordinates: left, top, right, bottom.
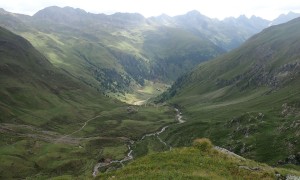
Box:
143, 26, 223, 81
157, 18, 300, 166
0, 26, 176, 179
0, 25, 118, 128
97, 138, 300, 179
0, 6, 275, 100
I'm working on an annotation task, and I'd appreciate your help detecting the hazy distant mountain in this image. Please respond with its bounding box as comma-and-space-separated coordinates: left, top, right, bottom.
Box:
174, 10, 214, 27
151, 10, 270, 51
147, 13, 175, 26
270, 11, 300, 26
33, 6, 89, 24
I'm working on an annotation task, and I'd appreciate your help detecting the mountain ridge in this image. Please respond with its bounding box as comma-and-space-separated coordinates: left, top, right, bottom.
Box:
270, 11, 300, 26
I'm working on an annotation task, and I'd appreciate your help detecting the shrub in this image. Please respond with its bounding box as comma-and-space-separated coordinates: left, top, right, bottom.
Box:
193, 138, 213, 152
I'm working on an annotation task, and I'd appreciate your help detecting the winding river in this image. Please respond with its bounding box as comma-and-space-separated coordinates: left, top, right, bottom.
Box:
92, 108, 184, 177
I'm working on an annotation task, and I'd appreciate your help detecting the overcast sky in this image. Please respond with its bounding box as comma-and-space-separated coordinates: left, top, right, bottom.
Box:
1, 0, 300, 20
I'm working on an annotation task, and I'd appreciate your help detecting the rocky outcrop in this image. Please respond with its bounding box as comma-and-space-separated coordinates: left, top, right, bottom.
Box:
214, 146, 245, 160
278, 152, 300, 166
217, 61, 300, 91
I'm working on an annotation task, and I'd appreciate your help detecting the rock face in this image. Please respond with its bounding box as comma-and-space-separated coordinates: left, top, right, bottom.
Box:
214, 146, 245, 160
215, 61, 300, 91
126, 106, 138, 114
278, 152, 300, 165
285, 174, 300, 180
281, 103, 300, 118
276, 172, 300, 180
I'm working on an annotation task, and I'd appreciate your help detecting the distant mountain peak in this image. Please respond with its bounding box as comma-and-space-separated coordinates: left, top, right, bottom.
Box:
157, 13, 171, 18
187, 10, 201, 15
250, 15, 262, 20
237, 15, 248, 20
150, 13, 172, 21
34, 6, 87, 17
287, 11, 298, 15
111, 12, 144, 18
185, 10, 206, 18
270, 11, 300, 26
62, 6, 87, 13
175, 10, 210, 24
110, 12, 146, 24
33, 6, 90, 24
147, 13, 175, 26
0, 8, 8, 14
36, 5, 60, 12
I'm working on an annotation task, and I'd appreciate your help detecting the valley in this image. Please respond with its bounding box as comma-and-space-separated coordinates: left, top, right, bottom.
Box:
0, 5, 300, 180
0, 104, 177, 179
0, 6, 280, 98
158, 17, 300, 167
110, 80, 170, 105
0, 25, 176, 179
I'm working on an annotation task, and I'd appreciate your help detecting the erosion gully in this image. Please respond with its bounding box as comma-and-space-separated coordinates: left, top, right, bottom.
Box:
92, 108, 185, 177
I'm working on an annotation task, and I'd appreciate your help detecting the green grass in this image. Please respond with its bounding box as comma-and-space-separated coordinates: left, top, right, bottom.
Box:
0, 26, 178, 179
157, 18, 300, 166
97, 138, 300, 179
0, 105, 175, 179
163, 83, 300, 164
113, 80, 170, 105
102, 145, 128, 160
78, 106, 175, 139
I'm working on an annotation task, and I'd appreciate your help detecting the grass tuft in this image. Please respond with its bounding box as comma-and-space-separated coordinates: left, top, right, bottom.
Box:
193, 138, 213, 152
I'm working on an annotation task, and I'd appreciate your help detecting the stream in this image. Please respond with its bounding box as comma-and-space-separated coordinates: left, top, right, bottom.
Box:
92, 108, 184, 177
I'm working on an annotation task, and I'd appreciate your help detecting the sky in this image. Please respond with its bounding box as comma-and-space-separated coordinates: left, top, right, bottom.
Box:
0, 0, 300, 20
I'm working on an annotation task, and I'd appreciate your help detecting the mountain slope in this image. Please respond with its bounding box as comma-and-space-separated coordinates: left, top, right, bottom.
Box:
0, 26, 176, 179
0, 25, 116, 178
143, 26, 224, 81
0, 25, 118, 126
157, 17, 300, 165
97, 139, 300, 179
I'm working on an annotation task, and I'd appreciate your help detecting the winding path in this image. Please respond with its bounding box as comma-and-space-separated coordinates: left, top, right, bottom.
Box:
92, 108, 185, 177
55, 114, 103, 143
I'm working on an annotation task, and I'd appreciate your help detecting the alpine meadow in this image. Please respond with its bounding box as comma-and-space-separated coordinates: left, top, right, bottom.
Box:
0, 2, 300, 179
